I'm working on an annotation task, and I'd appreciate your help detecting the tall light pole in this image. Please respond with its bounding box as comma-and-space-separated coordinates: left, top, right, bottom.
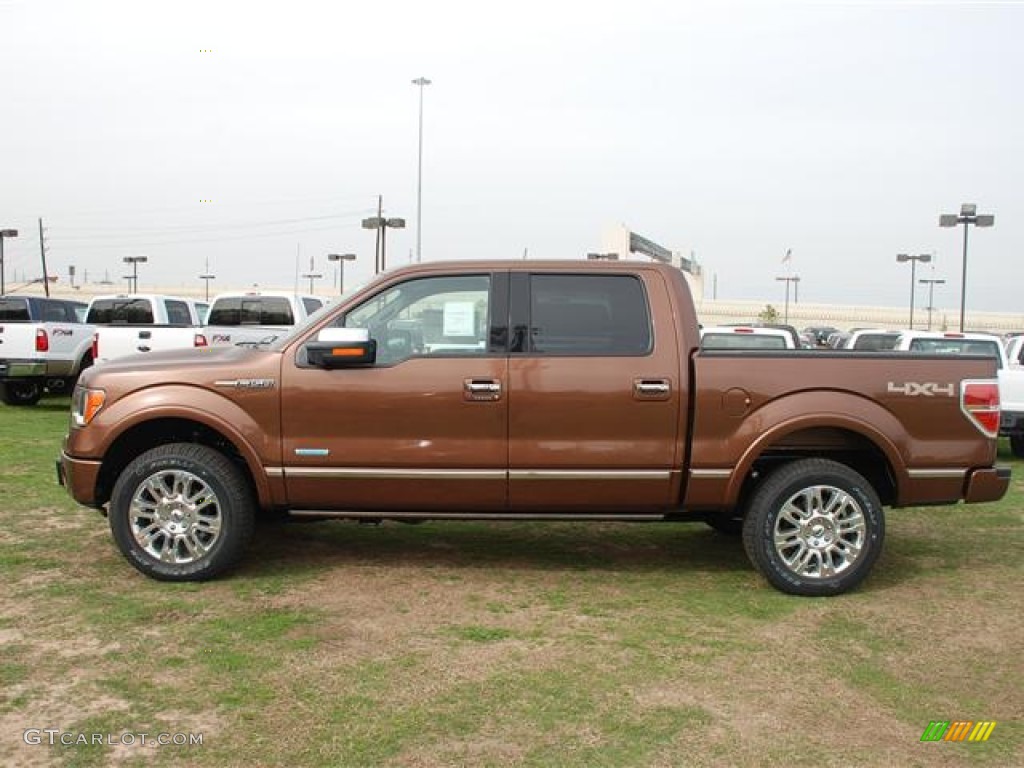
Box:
327, 252, 356, 296
122, 256, 147, 294
919, 277, 946, 331
0, 229, 18, 295
362, 201, 406, 275
775, 275, 800, 324
412, 77, 431, 263
940, 203, 994, 332
896, 253, 931, 329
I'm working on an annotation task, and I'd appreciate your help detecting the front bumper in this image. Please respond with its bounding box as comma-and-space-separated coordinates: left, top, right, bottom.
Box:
57, 451, 104, 509
964, 466, 1012, 504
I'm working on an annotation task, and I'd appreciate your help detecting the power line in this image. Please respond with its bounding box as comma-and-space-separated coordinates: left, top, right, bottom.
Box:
49, 209, 376, 241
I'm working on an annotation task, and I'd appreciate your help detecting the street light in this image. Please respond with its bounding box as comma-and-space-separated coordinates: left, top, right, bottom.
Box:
0, 229, 18, 295
775, 275, 800, 324
939, 203, 994, 331
895, 253, 932, 329
327, 252, 356, 296
412, 76, 431, 263
362, 215, 406, 274
919, 277, 946, 331
122, 256, 148, 294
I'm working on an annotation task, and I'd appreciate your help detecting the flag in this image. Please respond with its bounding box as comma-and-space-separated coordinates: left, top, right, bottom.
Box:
781, 248, 792, 264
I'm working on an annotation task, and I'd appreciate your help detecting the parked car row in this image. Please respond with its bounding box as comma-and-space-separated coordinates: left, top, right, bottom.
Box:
697, 323, 1024, 457
0, 290, 325, 405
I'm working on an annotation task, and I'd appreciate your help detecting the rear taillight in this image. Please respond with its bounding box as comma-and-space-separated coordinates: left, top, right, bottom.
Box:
961, 379, 1000, 438
91, 332, 99, 360
194, 333, 208, 347
35, 328, 49, 352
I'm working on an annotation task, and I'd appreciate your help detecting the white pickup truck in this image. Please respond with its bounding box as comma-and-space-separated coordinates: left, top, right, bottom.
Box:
1005, 335, 1024, 368
699, 325, 797, 349
895, 330, 1024, 456
88, 294, 209, 365
0, 295, 92, 405
202, 291, 325, 348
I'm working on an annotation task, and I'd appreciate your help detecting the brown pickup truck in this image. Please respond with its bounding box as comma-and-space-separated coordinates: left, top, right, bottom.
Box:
58, 261, 1010, 595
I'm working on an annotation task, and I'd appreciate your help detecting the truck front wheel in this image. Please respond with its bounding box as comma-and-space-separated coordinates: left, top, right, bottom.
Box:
0, 381, 42, 406
742, 459, 884, 596
108, 443, 255, 581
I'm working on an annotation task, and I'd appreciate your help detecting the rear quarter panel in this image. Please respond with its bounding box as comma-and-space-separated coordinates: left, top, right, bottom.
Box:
688, 351, 1000, 508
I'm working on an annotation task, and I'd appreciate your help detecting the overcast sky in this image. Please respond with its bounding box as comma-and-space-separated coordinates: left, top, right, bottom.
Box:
2, 0, 1021, 312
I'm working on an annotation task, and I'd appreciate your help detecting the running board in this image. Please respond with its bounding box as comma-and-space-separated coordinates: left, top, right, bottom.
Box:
288, 510, 668, 522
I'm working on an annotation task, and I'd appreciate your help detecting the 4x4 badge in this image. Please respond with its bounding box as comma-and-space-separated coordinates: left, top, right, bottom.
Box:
887, 382, 955, 397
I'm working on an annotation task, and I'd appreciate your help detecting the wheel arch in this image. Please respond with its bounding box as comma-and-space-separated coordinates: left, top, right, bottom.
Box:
726, 411, 904, 511
94, 414, 271, 510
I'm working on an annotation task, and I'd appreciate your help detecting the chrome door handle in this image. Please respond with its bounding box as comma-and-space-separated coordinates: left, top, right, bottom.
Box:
464, 378, 502, 401
634, 378, 671, 400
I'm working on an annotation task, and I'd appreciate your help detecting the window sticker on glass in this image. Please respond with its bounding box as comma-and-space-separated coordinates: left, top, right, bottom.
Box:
443, 302, 476, 337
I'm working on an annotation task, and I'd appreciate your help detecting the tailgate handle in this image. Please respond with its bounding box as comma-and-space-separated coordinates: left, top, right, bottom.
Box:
634, 379, 671, 400
464, 378, 502, 401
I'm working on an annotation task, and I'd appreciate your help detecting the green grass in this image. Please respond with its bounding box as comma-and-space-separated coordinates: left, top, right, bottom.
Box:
0, 396, 1021, 767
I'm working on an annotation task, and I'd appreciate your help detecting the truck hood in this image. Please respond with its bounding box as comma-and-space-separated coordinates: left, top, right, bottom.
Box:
79, 345, 280, 390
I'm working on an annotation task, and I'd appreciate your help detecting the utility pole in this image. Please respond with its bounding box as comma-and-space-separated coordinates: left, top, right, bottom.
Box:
38, 218, 50, 297
199, 257, 216, 301
300, 255, 322, 294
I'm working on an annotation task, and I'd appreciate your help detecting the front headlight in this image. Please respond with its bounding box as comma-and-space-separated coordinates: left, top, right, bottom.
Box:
71, 387, 106, 427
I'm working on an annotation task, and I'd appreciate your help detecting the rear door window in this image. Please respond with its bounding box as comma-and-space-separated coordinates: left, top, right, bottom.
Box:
164, 300, 192, 326
524, 274, 652, 356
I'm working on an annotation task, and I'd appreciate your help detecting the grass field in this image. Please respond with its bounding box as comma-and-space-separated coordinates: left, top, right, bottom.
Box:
0, 397, 1021, 767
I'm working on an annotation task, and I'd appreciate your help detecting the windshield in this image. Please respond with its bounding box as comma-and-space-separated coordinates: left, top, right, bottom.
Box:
86, 298, 154, 324
701, 333, 788, 350
0, 298, 30, 322
908, 338, 1002, 367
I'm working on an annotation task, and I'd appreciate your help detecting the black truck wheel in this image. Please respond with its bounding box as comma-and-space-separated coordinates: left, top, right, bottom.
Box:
109, 443, 255, 581
0, 381, 43, 406
1010, 434, 1024, 458
742, 459, 884, 596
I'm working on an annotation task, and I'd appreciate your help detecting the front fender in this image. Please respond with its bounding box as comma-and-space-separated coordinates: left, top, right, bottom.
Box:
70, 384, 280, 508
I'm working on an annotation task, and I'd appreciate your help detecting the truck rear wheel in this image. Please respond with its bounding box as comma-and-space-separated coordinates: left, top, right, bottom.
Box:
1010, 435, 1024, 458
108, 443, 255, 581
742, 459, 884, 596
0, 381, 42, 406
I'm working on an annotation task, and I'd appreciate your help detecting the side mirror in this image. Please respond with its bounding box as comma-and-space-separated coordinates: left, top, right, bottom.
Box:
304, 327, 376, 369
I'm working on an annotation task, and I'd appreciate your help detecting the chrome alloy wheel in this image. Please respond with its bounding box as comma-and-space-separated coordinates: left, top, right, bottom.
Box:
129, 469, 223, 564
772, 484, 866, 580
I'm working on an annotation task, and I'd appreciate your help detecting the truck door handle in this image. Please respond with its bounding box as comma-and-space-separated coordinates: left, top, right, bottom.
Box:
634, 378, 671, 400
139, 330, 151, 339
464, 378, 502, 402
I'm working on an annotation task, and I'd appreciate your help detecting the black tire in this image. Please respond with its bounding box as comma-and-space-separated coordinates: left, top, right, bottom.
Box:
704, 513, 743, 536
742, 459, 884, 596
1010, 434, 1024, 458
0, 381, 43, 406
109, 443, 255, 581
